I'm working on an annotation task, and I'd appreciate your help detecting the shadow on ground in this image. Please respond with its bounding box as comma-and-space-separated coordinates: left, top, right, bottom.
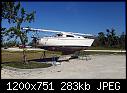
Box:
28, 57, 59, 63
1, 56, 78, 64
28, 56, 78, 63
1, 62, 18, 64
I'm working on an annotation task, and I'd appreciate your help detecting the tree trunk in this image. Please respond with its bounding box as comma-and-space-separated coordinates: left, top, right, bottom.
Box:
20, 36, 28, 64
23, 47, 28, 64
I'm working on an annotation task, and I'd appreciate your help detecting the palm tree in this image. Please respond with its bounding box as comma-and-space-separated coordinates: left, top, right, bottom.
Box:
98, 32, 106, 47
119, 32, 125, 49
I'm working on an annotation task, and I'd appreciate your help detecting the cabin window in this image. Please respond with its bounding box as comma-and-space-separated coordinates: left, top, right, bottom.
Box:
57, 34, 63, 37
83, 36, 94, 39
66, 35, 74, 37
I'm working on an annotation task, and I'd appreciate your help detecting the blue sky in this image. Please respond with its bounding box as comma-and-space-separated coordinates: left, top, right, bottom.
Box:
2, 2, 125, 43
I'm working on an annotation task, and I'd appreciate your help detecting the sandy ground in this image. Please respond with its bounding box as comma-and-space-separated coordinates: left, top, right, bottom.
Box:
1, 54, 126, 79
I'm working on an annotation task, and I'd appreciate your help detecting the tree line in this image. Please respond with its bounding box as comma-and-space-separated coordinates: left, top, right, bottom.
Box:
92, 28, 125, 49
2, 40, 20, 47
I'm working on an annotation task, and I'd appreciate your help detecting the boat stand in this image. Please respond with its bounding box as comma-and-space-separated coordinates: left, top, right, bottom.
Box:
50, 51, 62, 66
40, 50, 47, 59
79, 51, 91, 60
72, 50, 91, 61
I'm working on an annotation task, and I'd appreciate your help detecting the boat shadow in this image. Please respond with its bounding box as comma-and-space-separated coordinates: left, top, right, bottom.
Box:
28, 56, 76, 63
28, 57, 59, 63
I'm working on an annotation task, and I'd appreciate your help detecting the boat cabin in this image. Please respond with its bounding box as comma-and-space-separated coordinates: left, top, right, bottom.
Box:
55, 32, 84, 38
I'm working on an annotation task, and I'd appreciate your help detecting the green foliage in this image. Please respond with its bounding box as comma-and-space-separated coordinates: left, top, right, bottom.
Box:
93, 28, 125, 49
2, 2, 15, 23
2, 2, 36, 45
98, 32, 106, 46
119, 32, 125, 48
2, 62, 52, 69
2, 2, 36, 63
2, 40, 20, 47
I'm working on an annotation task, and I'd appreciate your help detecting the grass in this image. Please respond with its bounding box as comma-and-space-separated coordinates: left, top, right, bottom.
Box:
1, 50, 61, 69
1, 62, 52, 69
1, 50, 61, 62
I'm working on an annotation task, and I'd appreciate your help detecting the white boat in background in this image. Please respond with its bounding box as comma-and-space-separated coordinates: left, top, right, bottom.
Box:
22, 27, 95, 54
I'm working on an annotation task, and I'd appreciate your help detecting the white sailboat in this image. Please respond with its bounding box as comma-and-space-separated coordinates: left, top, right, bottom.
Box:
22, 27, 95, 54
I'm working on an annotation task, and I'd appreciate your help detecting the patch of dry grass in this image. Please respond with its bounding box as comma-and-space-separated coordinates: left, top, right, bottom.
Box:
1, 50, 61, 69
1, 50, 61, 63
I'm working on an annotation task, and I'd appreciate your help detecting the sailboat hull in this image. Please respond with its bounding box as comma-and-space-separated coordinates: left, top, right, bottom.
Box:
37, 37, 94, 54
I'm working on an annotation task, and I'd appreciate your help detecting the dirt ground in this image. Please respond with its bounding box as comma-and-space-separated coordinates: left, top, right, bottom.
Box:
1, 54, 126, 79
